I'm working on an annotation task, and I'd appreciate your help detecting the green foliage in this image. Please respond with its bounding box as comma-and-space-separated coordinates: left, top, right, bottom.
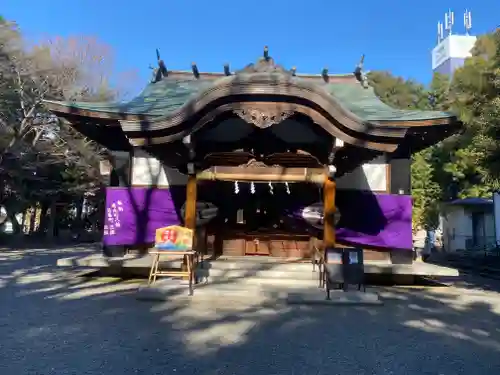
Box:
429, 72, 452, 111
411, 149, 442, 228
368, 71, 429, 110
369, 28, 500, 229
438, 28, 500, 196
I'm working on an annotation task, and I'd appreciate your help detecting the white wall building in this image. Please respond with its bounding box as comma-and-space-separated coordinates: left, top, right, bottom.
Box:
440, 198, 495, 252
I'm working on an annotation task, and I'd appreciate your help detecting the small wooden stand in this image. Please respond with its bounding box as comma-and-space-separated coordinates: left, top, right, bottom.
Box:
148, 250, 196, 296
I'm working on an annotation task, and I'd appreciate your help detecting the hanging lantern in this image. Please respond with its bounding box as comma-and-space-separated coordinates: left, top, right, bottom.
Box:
250, 181, 256, 194
234, 181, 240, 194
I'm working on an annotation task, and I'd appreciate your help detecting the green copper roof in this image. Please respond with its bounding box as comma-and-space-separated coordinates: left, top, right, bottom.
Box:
124, 78, 216, 115
51, 78, 213, 116
325, 82, 453, 121
48, 72, 454, 122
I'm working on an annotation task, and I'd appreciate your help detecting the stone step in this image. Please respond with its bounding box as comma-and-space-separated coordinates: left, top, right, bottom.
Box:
200, 275, 320, 287
200, 259, 313, 272
196, 267, 319, 281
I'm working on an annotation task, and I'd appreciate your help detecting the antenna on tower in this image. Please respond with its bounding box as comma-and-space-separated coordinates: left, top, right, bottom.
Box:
444, 9, 454, 36
464, 9, 472, 35
437, 21, 444, 43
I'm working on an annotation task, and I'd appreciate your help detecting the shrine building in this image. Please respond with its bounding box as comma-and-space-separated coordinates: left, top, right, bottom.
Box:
46, 47, 461, 279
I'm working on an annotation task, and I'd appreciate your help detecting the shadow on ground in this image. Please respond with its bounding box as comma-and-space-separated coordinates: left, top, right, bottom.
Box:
427, 254, 500, 292
1, 247, 500, 374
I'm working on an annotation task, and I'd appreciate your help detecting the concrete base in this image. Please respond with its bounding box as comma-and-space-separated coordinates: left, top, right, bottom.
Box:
57, 254, 459, 278
57, 253, 183, 277
56, 253, 184, 268
136, 279, 382, 306
286, 290, 382, 305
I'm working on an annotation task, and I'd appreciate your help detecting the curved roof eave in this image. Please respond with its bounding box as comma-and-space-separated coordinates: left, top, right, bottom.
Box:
43, 70, 458, 128
43, 68, 461, 154
116, 74, 407, 136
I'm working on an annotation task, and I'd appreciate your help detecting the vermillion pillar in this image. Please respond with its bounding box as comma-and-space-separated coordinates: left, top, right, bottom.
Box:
323, 176, 336, 249
183, 175, 197, 279
184, 175, 197, 230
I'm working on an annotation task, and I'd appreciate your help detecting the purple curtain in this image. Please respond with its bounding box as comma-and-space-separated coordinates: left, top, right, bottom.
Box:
103, 187, 413, 250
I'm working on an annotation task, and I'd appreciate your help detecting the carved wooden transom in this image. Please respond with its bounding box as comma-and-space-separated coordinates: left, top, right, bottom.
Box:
233, 108, 294, 129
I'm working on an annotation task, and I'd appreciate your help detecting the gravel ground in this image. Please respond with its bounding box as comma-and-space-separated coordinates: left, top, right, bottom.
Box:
1, 247, 500, 375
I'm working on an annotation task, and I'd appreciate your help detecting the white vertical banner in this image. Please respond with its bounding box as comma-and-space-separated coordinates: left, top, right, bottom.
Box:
362, 164, 387, 191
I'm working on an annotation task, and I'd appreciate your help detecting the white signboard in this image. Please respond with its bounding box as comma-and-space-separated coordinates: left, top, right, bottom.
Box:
432, 35, 476, 70
131, 157, 188, 187
336, 163, 387, 192
131, 157, 167, 186
432, 38, 451, 70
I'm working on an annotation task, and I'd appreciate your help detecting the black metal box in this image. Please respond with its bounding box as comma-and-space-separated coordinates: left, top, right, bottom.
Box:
342, 247, 365, 289
325, 247, 344, 285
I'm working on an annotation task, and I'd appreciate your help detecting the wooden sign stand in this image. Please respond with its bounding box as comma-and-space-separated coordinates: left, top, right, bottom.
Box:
148, 225, 197, 295
147, 250, 196, 296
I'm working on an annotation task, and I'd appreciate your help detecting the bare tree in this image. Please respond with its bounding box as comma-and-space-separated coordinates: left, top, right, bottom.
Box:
0, 19, 135, 237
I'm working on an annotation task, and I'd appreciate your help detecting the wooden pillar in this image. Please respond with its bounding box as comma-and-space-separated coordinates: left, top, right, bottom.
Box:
183, 175, 197, 279
323, 176, 336, 248
184, 175, 197, 230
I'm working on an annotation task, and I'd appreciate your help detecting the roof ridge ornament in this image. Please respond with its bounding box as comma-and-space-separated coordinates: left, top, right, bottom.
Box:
191, 63, 200, 79
322, 67, 329, 83
238, 46, 291, 75
150, 48, 168, 83
354, 54, 369, 88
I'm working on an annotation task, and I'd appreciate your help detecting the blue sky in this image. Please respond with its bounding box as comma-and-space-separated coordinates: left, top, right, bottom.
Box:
3, 0, 499, 95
